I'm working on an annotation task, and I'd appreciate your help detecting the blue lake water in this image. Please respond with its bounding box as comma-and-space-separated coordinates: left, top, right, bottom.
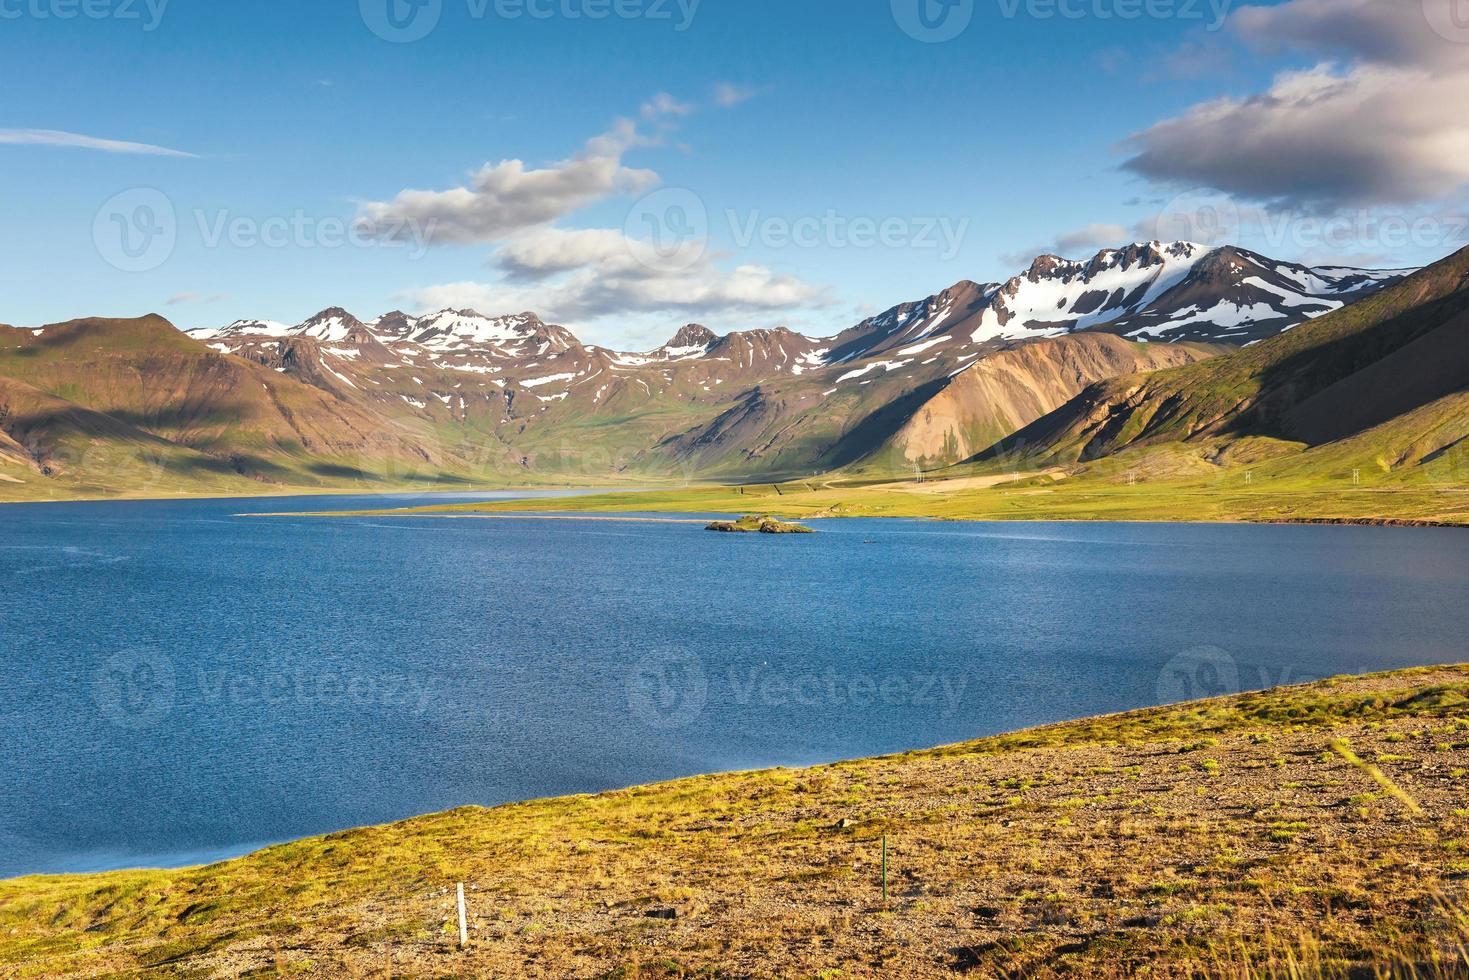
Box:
2, 493, 1467, 878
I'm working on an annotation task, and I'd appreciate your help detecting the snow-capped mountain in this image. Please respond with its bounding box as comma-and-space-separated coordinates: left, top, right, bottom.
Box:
208, 318, 292, 337
646, 324, 721, 361
823, 242, 1414, 365
196, 307, 576, 358
378, 310, 580, 358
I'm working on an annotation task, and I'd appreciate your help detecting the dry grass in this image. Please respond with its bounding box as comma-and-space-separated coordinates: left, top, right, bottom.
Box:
4, 667, 1469, 978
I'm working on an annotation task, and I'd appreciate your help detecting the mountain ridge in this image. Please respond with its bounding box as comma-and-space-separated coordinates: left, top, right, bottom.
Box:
190, 241, 1414, 359
0, 242, 1430, 498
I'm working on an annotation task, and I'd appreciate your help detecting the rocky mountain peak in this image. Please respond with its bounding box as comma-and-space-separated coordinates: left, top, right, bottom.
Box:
303, 307, 366, 329
1025, 255, 1067, 281
1184, 245, 1254, 286
290, 308, 373, 343
1112, 242, 1166, 267
668, 324, 717, 349
371, 311, 415, 338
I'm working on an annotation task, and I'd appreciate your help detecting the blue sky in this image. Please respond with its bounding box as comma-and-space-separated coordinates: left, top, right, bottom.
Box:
3, 0, 1467, 348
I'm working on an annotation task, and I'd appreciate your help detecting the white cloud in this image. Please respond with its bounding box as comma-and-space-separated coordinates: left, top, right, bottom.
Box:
1001, 223, 1133, 266
405, 229, 831, 327
356, 120, 658, 246
1232, 0, 1464, 69
496, 228, 637, 281
1122, 63, 1469, 209
641, 92, 695, 119
0, 129, 195, 158
1053, 223, 1132, 255
368, 95, 832, 335
549, 260, 831, 321
1123, 0, 1469, 210
166, 292, 231, 306
712, 82, 758, 107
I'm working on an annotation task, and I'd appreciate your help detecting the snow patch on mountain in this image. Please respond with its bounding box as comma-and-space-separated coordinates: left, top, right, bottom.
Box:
520, 372, 579, 388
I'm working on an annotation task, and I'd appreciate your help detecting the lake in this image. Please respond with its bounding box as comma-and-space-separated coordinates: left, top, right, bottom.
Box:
2, 493, 1466, 878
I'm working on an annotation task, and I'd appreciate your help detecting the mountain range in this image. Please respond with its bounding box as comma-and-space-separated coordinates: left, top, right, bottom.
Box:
0, 241, 1436, 499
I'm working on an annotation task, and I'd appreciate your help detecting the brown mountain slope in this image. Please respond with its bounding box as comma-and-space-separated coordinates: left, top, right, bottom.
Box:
0, 316, 459, 491
883, 334, 1225, 467
988, 245, 1469, 468
0, 372, 274, 496
641, 334, 1224, 478
0, 426, 30, 469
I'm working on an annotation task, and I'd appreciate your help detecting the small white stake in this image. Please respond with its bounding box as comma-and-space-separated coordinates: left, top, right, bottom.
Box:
456, 883, 468, 949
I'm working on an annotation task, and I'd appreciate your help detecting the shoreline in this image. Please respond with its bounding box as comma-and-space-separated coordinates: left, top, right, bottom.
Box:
1255, 516, 1468, 528
260, 506, 1468, 530
0, 482, 676, 508
260, 478, 1468, 529
4, 662, 1457, 884
243, 511, 714, 524
3, 478, 1463, 528
6, 664, 1467, 977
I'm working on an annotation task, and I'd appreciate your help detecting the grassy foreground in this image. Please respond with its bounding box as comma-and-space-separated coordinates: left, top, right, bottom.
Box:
5, 667, 1469, 978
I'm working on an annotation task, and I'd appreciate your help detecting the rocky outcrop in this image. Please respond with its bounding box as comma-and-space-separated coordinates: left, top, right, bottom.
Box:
706, 515, 815, 534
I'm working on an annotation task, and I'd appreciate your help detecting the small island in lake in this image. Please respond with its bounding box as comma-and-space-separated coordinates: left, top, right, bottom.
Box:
706, 515, 815, 534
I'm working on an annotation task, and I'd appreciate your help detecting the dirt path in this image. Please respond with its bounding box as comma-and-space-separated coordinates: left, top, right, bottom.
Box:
870, 468, 1069, 494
